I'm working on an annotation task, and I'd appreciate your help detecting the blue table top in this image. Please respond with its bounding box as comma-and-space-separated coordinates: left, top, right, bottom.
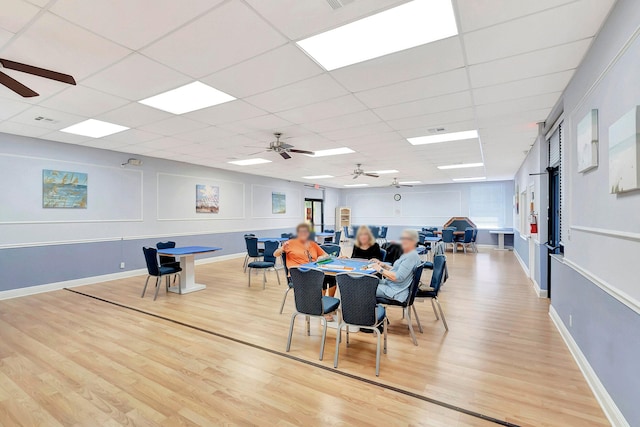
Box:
257, 237, 289, 242
315, 232, 334, 236
299, 258, 377, 275
157, 246, 222, 255
424, 236, 442, 242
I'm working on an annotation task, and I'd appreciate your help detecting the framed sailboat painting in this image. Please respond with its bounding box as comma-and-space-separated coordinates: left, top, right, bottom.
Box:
42, 169, 88, 208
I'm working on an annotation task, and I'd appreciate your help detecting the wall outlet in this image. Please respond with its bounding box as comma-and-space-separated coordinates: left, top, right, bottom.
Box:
569, 314, 573, 327
120, 262, 125, 269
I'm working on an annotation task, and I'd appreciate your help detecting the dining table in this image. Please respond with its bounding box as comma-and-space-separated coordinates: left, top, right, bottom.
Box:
156, 246, 222, 294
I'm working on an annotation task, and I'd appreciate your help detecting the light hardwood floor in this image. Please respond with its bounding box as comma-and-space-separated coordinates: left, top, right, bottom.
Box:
0, 248, 608, 426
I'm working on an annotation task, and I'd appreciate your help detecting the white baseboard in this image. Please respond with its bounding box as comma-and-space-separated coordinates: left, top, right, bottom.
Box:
549, 306, 628, 427
513, 247, 530, 276
0, 252, 245, 301
531, 277, 548, 298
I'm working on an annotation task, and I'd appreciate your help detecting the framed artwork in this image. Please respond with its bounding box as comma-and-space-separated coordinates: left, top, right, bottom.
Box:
42, 169, 87, 208
577, 109, 598, 173
609, 106, 640, 193
272, 192, 286, 214
196, 184, 219, 213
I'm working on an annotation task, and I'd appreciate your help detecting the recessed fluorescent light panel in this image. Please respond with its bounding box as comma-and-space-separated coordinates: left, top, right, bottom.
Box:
302, 175, 334, 179
453, 177, 486, 182
139, 81, 236, 114
399, 181, 421, 184
344, 183, 369, 187
408, 130, 479, 146
60, 119, 129, 138
228, 158, 272, 166
297, 0, 458, 70
308, 147, 355, 157
438, 162, 484, 170
367, 169, 399, 174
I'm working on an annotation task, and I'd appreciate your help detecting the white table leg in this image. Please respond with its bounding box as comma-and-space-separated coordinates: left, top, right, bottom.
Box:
168, 254, 207, 294
498, 233, 504, 250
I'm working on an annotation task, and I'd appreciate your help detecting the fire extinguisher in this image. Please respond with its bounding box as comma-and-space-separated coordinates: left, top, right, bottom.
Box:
530, 213, 538, 234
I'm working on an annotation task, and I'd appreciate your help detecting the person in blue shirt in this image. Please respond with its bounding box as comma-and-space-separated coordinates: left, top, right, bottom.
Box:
371, 229, 421, 303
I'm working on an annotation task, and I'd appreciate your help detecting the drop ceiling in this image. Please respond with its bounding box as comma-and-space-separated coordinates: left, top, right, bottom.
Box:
0, 0, 616, 187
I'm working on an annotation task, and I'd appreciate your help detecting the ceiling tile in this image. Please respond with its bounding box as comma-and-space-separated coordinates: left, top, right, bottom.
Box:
331, 37, 465, 92
202, 44, 324, 98
82, 53, 192, 101
475, 92, 560, 119
139, 116, 208, 136
468, 38, 592, 88
142, 1, 287, 78
217, 114, 294, 134
472, 71, 573, 105
245, 74, 348, 112
174, 126, 234, 143
463, 0, 616, 64
138, 136, 186, 150
302, 110, 382, 133
373, 91, 473, 121
39, 85, 130, 117
398, 119, 477, 139
50, 0, 223, 50
0, 121, 50, 137
81, 138, 129, 150
184, 100, 267, 125
95, 102, 173, 128
276, 95, 367, 124
42, 130, 92, 144
0, 97, 32, 120
0, 69, 69, 103
10, 106, 87, 130
0, 28, 13, 49
355, 68, 469, 109
323, 121, 392, 141
2, 12, 130, 80
0, 0, 40, 33
101, 128, 162, 144
386, 107, 476, 131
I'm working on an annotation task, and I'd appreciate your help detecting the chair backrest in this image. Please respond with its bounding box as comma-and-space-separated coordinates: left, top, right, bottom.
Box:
472, 228, 478, 242
244, 236, 260, 257
309, 231, 316, 241
418, 232, 427, 244
429, 255, 447, 294
244, 233, 256, 237
324, 229, 334, 234
380, 226, 388, 238
334, 230, 342, 243
463, 228, 474, 243
432, 241, 446, 256
336, 274, 379, 326
442, 228, 455, 243
370, 226, 380, 239
281, 252, 290, 279
263, 240, 279, 263
320, 244, 341, 257
281, 233, 293, 239
381, 242, 403, 264
406, 263, 426, 306
289, 268, 326, 315
142, 247, 160, 276
156, 241, 176, 265
379, 248, 387, 262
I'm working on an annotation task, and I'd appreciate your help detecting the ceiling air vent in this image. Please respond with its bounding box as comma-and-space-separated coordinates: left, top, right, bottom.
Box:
427, 127, 446, 134
325, 0, 355, 10
34, 116, 58, 123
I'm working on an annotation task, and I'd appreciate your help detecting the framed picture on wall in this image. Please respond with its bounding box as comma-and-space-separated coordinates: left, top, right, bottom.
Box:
42, 169, 88, 208
577, 109, 598, 173
196, 184, 219, 213
609, 106, 640, 193
272, 192, 286, 214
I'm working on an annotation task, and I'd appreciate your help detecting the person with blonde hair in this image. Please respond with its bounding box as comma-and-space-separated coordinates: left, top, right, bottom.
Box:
351, 225, 382, 260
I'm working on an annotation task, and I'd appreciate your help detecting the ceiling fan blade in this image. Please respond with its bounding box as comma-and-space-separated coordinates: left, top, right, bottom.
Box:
0, 71, 38, 97
402, 184, 414, 188
352, 174, 359, 179
280, 143, 293, 149
364, 173, 380, 178
246, 150, 268, 156
0, 59, 76, 86
289, 149, 315, 155
279, 151, 292, 160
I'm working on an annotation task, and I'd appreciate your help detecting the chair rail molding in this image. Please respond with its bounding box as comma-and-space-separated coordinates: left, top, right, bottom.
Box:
571, 225, 640, 242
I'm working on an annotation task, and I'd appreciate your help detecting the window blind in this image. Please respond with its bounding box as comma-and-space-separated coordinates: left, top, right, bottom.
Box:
469, 183, 506, 228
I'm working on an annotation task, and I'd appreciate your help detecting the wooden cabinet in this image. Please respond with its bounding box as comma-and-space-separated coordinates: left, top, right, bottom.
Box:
336, 207, 351, 230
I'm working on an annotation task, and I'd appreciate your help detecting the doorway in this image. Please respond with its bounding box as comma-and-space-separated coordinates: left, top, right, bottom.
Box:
546, 166, 561, 298
304, 198, 324, 232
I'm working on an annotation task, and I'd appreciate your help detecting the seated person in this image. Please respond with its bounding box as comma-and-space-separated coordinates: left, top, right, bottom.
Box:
274, 223, 336, 297
350, 225, 382, 260
371, 229, 421, 303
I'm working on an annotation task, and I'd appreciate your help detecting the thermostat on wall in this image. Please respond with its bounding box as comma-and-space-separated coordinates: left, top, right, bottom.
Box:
394, 194, 401, 201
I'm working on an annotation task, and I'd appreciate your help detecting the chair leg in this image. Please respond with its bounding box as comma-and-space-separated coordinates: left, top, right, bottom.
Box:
153, 277, 161, 301
262, 270, 266, 290
412, 305, 423, 333
248, 268, 252, 287
435, 298, 449, 332
177, 273, 182, 295
334, 323, 342, 368
279, 288, 290, 314
275, 268, 281, 286
346, 324, 350, 346
306, 316, 310, 336
243, 255, 248, 272
405, 307, 418, 346
286, 313, 297, 352
373, 327, 382, 376
141, 276, 151, 298
319, 316, 328, 361
383, 317, 388, 354
431, 298, 440, 320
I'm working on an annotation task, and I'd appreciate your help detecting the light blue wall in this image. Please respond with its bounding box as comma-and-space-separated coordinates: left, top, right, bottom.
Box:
551, 257, 640, 426
513, 230, 529, 269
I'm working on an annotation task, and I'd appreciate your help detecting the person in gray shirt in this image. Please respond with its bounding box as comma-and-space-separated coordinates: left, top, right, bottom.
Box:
371, 229, 422, 303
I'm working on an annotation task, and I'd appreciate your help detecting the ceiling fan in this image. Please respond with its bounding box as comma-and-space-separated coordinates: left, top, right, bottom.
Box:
247, 132, 314, 159
391, 178, 412, 188
350, 164, 379, 179
0, 58, 76, 98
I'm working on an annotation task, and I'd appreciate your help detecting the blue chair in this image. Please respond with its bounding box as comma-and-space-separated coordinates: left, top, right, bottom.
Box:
286, 268, 340, 360
370, 226, 380, 242
243, 236, 263, 272
248, 240, 281, 289
321, 243, 341, 257
334, 230, 342, 244
156, 241, 180, 286
379, 248, 387, 262
471, 228, 478, 253
458, 228, 474, 254
379, 226, 388, 244
417, 255, 448, 331
141, 247, 182, 300
334, 273, 387, 376
323, 229, 335, 243
281, 233, 293, 239
279, 252, 293, 314
442, 228, 456, 253
377, 263, 425, 346
309, 231, 316, 242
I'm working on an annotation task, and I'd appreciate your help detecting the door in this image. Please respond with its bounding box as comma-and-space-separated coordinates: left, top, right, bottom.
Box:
304, 198, 324, 231
546, 166, 561, 298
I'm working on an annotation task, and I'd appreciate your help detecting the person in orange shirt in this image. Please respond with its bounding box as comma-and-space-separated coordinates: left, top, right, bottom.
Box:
274, 223, 337, 297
